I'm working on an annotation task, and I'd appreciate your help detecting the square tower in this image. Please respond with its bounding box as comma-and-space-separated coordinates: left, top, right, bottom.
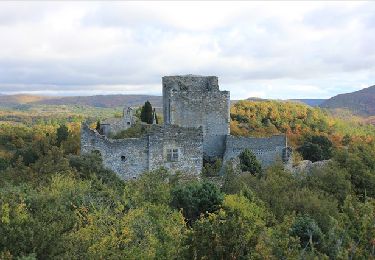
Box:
162, 75, 230, 159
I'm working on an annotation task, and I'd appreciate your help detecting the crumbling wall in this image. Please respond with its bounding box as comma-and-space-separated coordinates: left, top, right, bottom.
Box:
81, 124, 149, 179
80, 123, 203, 180
223, 135, 288, 167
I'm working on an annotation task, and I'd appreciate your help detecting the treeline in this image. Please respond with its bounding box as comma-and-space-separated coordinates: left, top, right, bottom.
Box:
230, 100, 375, 146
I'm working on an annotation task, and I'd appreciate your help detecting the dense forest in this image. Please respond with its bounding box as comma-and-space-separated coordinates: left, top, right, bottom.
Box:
1, 100, 375, 259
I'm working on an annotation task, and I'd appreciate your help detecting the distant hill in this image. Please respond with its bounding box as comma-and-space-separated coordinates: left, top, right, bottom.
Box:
290, 99, 326, 107
321, 85, 375, 116
35, 95, 163, 108
0, 94, 163, 108
0, 94, 56, 107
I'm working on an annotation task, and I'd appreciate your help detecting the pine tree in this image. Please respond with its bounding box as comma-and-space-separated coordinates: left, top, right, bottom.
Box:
140, 101, 153, 124
56, 124, 69, 146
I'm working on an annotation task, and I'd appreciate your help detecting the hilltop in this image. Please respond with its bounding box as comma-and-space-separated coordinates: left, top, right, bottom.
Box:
321, 85, 375, 116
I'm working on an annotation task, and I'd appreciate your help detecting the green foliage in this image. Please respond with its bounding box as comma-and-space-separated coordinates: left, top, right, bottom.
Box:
290, 215, 324, 251
110, 123, 148, 139
1, 100, 375, 259
0, 158, 9, 171
334, 143, 375, 199
140, 101, 153, 124
12, 147, 39, 166
186, 194, 270, 259
298, 135, 333, 162
239, 148, 262, 174
304, 162, 351, 204
202, 158, 222, 177
171, 181, 223, 223
123, 168, 172, 208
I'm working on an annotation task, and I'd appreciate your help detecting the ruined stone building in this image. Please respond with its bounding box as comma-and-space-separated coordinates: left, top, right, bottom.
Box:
99, 107, 136, 136
81, 75, 290, 180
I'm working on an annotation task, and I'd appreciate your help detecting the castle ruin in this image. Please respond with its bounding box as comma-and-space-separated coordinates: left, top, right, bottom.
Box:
81, 75, 290, 180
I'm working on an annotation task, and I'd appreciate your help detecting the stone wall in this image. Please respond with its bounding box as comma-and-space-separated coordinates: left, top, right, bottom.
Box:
81, 123, 203, 180
223, 135, 288, 167
162, 75, 230, 158
147, 125, 203, 175
81, 123, 149, 179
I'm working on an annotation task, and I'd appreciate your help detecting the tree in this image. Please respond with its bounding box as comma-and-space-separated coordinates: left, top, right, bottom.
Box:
185, 194, 269, 259
290, 215, 324, 252
171, 181, 223, 223
298, 142, 323, 162
298, 135, 333, 162
239, 148, 262, 175
140, 101, 153, 124
56, 124, 69, 146
95, 121, 101, 133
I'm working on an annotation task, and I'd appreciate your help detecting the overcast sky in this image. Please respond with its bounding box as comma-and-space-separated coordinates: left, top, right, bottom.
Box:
0, 1, 374, 99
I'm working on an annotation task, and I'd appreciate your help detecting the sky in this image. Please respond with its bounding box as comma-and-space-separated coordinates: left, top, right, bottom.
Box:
0, 1, 374, 100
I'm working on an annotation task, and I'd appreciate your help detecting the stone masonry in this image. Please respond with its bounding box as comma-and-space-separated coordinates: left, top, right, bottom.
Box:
81, 75, 290, 180
81, 123, 203, 180
163, 75, 230, 159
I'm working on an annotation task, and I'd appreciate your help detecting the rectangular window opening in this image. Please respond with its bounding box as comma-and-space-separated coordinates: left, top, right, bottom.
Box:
167, 148, 179, 162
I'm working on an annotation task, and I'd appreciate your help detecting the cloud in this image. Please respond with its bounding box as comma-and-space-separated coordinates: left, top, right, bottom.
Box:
0, 1, 374, 99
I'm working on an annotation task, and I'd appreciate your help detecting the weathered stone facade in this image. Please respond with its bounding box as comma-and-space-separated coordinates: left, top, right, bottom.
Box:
81, 75, 291, 180
223, 135, 288, 167
81, 123, 203, 180
163, 75, 230, 159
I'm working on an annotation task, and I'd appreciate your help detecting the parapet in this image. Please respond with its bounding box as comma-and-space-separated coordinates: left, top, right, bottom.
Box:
162, 75, 219, 92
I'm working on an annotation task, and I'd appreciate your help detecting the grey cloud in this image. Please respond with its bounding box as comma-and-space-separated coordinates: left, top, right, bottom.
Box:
0, 2, 374, 99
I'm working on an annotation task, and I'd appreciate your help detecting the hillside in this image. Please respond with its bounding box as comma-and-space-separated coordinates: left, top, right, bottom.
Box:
0, 94, 56, 107
36, 94, 163, 108
0, 94, 326, 109
0, 94, 163, 108
321, 85, 375, 116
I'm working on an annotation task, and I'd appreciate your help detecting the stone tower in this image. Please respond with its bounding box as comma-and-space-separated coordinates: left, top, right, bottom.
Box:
162, 75, 230, 159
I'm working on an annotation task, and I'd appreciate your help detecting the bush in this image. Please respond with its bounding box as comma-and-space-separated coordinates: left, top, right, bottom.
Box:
171, 181, 223, 223
202, 158, 222, 177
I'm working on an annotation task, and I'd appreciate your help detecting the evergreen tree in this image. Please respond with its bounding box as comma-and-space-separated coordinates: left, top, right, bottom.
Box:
95, 121, 100, 131
56, 124, 69, 147
239, 149, 262, 175
140, 101, 153, 124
